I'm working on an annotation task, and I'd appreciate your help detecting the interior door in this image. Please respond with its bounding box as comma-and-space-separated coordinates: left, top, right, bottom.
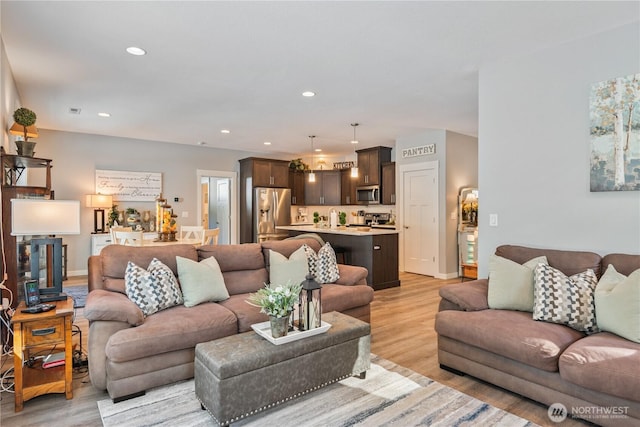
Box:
403, 166, 438, 276
215, 179, 230, 244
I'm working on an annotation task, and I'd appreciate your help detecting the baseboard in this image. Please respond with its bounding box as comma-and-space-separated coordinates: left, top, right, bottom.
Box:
67, 269, 88, 277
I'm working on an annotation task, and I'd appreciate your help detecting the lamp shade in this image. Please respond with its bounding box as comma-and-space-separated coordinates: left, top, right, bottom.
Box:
86, 194, 113, 208
11, 199, 81, 235
9, 122, 39, 139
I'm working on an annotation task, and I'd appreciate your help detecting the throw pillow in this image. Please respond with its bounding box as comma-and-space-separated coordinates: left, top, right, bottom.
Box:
176, 255, 230, 307
594, 265, 640, 343
303, 242, 340, 284
487, 255, 548, 312
532, 263, 599, 333
269, 246, 309, 288
125, 258, 183, 317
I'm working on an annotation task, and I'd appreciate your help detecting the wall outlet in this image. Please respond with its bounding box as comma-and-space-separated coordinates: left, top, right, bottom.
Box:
181, 211, 189, 218
489, 214, 499, 227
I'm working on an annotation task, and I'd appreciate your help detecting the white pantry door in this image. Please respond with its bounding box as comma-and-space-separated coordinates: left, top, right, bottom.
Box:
403, 165, 438, 276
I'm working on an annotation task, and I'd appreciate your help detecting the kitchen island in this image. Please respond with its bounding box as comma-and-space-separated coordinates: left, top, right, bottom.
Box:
277, 225, 400, 290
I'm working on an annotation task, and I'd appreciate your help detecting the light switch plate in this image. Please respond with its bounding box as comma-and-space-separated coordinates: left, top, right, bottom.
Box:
489, 214, 498, 227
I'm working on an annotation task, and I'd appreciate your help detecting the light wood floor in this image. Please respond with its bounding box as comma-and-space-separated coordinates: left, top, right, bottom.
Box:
1, 273, 588, 426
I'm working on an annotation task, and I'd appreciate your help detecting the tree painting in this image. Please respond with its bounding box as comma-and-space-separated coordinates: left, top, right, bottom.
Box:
590, 73, 640, 191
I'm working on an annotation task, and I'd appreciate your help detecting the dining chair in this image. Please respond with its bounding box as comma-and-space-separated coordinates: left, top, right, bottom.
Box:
112, 230, 144, 246
180, 225, 204, 241
110, 226, 132, 243
202, 228, 220, 245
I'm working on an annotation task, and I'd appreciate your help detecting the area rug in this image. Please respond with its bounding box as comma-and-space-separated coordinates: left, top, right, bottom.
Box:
98, 355, 538, 427
63, 284, 88, 308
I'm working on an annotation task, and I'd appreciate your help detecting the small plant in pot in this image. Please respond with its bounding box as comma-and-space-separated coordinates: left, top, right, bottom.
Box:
339, 211, 347, 227
246, 281, 303, 338
313, 211, 320, 227
12, 107, 38, 157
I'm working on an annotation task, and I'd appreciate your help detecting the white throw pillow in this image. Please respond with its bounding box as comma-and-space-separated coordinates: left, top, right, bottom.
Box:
176, 255, 229, 307
125, 258, 183, 317
595, 265, 640, 343
487, 255, 548, 312
269, 246, 309, 288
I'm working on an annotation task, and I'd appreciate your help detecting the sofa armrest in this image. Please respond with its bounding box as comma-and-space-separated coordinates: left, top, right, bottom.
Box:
335, 264, 368, 286
84, 289, 144, 326
438, 279, 489, 312
88, 255, 104, 292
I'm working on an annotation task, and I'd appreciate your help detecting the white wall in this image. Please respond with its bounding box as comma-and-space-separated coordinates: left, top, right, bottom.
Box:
478, 22, 640, 277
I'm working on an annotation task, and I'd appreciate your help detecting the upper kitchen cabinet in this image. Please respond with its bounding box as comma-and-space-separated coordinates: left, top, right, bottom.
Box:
305, 170, 341, 206
381, 162, 396, 205
356, 146, 391, 186
240, 157, 289, 188
289, 170, 306, 205
341, 169, 357, 205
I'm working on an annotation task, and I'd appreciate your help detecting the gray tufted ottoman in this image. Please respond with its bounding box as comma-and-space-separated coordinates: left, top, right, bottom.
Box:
194, 311, 371, 426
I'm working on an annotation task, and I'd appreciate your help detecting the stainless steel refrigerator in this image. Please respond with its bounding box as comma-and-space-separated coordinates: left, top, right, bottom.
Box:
254, 187, 291, 242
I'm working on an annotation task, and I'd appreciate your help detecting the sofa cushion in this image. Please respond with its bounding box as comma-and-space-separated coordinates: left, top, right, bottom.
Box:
269, 246, 308, 287
84, 289, 145, 326
217, 293, 268, 333
602, 253, 640, 276
439, 280, 489, 311
495, 245, 602, 278
261, 238, 322, 269
595, 265, 640, 343
304, 242, 340, 284
533, 264, 598, 333
101, 244, 198, 294
105, 303, 237, 362
559, 332, 640, 402
125, 258, 184, 317
176, 255, 230, 307
198, 243, 267, 295
435, 309, 584, 372
487, 255, 547, 312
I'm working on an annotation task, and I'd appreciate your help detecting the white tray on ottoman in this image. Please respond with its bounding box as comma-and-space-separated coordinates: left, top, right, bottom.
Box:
251, 320, 331, 345
194, 311, 371, 426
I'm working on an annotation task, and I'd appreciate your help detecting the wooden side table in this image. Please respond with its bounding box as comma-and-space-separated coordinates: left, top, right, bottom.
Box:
461, 263, 478, 281
11, 297, 74, 412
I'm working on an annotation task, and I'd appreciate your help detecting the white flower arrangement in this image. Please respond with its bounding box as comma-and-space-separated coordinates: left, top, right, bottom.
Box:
246, 281, 303, 318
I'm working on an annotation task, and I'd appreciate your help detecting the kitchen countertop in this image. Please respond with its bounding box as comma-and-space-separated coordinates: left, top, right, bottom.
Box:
277, 225, 398, 236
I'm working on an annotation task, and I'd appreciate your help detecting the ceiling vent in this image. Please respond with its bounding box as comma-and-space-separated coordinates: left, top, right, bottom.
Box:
68, 107, 81, 115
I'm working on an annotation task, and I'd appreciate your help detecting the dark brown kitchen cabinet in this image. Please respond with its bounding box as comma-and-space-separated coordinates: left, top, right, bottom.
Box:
381, 161, 396, 205
289, 170, 305, 205
304, 170, 341, 205
356, 146, 391, 186
241, 157, 289, 188
341, 169, 357, 205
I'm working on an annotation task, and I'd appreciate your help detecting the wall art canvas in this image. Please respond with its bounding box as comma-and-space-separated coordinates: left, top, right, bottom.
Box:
95, 169, 162, 201
590, 73, 640, 191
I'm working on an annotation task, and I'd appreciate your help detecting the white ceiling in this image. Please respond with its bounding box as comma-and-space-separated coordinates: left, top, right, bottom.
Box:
2, 1, 638, 158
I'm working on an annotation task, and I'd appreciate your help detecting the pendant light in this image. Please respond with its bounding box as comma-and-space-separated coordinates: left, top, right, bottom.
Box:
308, 135, 316, 183
350, 123, 359, 178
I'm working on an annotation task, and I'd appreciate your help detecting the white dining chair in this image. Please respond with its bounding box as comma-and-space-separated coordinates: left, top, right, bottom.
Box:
112, 230, 144, 246
110, 226, 132, 243
201, 228, 220, 245
180, 225, 204, 241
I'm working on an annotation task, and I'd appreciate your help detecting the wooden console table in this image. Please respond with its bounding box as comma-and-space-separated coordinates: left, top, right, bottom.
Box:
11, 298, 74, 411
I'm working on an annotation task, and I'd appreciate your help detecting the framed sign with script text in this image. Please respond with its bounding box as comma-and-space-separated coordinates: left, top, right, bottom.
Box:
95, 169, 162, 201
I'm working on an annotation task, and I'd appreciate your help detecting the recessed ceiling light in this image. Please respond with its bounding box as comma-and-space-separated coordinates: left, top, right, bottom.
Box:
302, 91, 315, 97
315, 148, 322, 152
126, 46, 147, 56
98, 112, 111, 118
220, 129, 230, 134
264, 141, 271, 145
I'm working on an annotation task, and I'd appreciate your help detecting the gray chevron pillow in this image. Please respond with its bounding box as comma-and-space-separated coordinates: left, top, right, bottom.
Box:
125, 258, 183, 317
533, 263, 598, 334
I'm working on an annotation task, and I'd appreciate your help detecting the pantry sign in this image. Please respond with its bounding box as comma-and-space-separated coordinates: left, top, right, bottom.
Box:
401, 144, 436, 158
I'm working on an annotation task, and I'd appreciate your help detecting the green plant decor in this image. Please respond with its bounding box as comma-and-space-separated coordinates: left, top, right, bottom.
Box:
246, 282, 303, 318
313, 212, 320, 224
108, 205, 120, 227
289, 158, 309, 171
13, 107, 37, 141
339, 211, 347, 226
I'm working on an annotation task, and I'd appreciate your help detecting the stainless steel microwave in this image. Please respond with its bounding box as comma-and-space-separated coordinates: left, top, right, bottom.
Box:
356, 185, 380, 205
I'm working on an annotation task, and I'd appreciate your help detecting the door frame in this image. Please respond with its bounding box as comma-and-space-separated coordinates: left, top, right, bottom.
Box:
196, 169, 238, 244
397, 160, 439, 276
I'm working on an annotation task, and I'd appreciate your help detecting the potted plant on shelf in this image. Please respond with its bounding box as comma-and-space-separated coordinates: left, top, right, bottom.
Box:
246, 282, 303, 338
313, 211, 320, 227
289, 158, 309, 171
11, 107, 38, 157
339, 211, 347, 228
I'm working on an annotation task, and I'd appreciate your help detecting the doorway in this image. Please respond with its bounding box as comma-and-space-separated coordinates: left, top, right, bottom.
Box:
196, 170, 238, 244
399, 161, 439, 277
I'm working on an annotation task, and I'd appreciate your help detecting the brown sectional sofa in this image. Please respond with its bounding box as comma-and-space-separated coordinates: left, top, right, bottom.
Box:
85, 238, 373, 400
435, 245, 640, 426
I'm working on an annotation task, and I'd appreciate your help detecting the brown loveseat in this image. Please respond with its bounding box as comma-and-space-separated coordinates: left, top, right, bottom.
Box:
435, 245, 640, 426
85, 238, 373, 401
